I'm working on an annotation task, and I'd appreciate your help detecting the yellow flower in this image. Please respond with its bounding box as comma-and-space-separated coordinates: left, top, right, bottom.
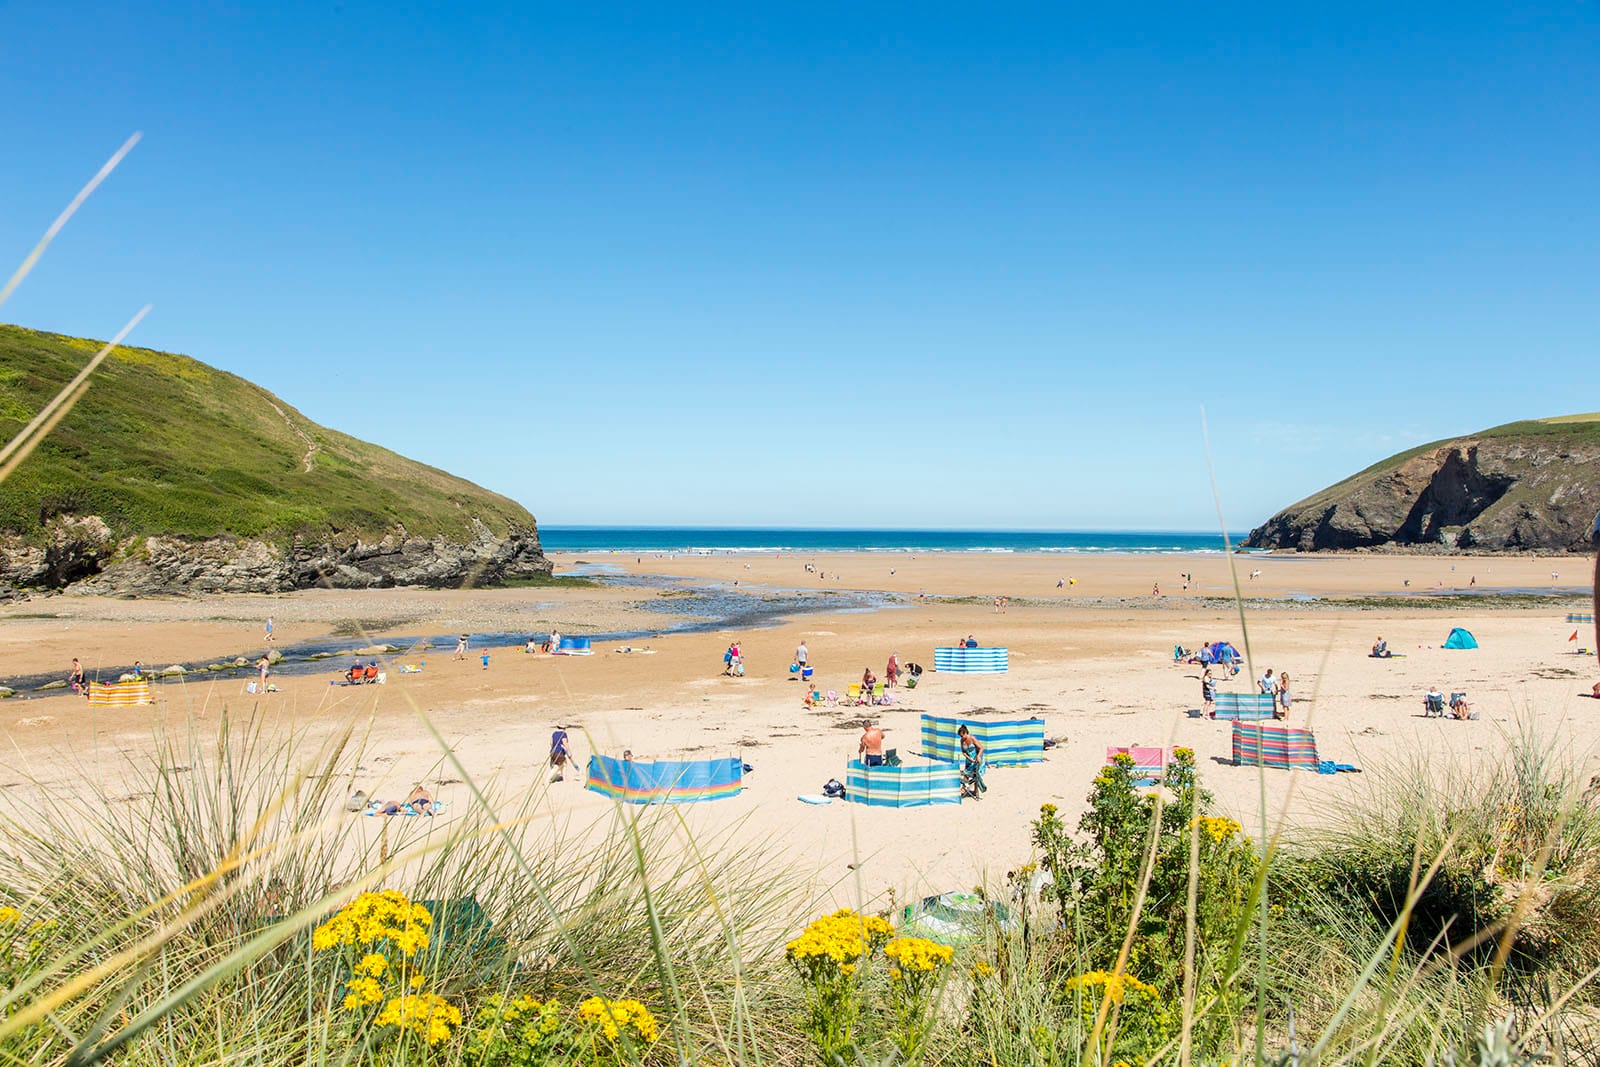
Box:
1191, 815, 1244, 843
784, 909, 895, 973
410, 973, 427, 989
312, 890, 432, 958
1039, 803, 1058, 817
577, 996, 659, 1046
375, 992, 461, 1046
354, 953, 388, 977
970, 960, 995, 978
0, 907, 20, 925
342, 975, 385, 1009
1063, 970, 1158, 1004
884, 936, 955, 974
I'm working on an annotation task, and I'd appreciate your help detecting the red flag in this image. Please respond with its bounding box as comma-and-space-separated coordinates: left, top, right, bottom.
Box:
1571, 630, 1580, 641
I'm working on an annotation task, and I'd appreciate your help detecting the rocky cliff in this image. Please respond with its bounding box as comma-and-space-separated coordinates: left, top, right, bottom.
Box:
1244, 416, 1600, 553
0, 325, 551, 595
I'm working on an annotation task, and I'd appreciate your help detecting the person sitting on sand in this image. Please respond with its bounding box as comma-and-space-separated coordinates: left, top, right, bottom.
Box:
1372, 637, 1390, 658
803, 685, 823, 709
859, 722, 886, 767
1450, 692, 1476, 720
1424, 685, 1445, 715
345, 664, 362, 685
363, 663, 379, 683
861, 667, 877, 695
550, 725, 572, 781
964, 635, 977, 649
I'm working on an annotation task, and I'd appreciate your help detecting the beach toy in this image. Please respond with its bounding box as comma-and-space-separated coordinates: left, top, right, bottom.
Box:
797, 794, 832, 805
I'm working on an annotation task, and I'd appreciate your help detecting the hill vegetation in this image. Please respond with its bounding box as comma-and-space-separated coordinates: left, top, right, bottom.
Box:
0, 324, 548, 591
1245, 415, 1600, 553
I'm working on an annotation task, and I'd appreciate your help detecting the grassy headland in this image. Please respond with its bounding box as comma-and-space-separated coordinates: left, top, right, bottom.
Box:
0, 324, 537, 548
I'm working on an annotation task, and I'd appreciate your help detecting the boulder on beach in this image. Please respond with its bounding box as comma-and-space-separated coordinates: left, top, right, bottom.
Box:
161, 664, 186, 676
0, 687, 15, 699
37, 680, 66, 691
353, 644, 398, 656
266, 650, 284, 664
233, 656, 250, 668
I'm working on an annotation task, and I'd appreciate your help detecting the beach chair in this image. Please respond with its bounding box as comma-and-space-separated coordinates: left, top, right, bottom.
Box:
825, 689, 838, 706
1210, 692, 1278, 721
871, 682, 886, 704
1423, 692, 1445, 717
847, 683, 862, 705
1106, 746, 1165, 787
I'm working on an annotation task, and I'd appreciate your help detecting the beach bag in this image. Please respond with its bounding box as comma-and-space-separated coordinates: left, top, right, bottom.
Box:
734, 659, 745, 677
905, 676, 918, 689
789, 662, 800, 673
822, 779, 845, 799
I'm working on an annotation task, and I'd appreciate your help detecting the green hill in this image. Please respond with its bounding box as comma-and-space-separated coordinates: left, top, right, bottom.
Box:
0, 324, 548, 591
1244, 415, 1600, 553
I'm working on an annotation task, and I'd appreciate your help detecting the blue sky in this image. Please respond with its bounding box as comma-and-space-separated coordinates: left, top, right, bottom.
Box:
1, 3, 1594, 530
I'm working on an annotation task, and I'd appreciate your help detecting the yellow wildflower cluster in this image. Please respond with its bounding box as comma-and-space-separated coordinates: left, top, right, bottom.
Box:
374, 991, 462, 1046
354, 953, 388, 977
785, 909, 894, 968
970, 960, 995, 979
1039, 803, 1058, 817
1172, 746, 1194, 760
311, 890, 432, 957
883, 937, 954, 975
1063, 969, 1158, 1004
496, 994, 563, 1035
1193, 816, 1243, 843
342, 976, 385, 1011
0, 907, 19, 925
578, 995, 660, 1045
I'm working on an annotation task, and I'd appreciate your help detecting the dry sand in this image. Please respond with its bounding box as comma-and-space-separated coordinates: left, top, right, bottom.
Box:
1, 551, 1595, 907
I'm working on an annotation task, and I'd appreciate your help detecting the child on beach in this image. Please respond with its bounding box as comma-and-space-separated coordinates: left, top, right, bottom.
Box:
481, 651, 490, 670
1201, 669, 1216, 717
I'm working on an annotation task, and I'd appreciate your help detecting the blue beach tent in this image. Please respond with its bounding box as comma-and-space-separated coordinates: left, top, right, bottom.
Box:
1443, 628, 1478, 650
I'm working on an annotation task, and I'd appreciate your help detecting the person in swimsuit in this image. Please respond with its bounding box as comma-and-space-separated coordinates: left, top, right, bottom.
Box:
858, 722, 885, 766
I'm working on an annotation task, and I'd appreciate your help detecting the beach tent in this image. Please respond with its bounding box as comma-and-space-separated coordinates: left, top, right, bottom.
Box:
1443, 628, 1479, 650
920, 714, 1044, 766
900, 891, 1017, 945
554, 636, 593, 655
932, 647, 1009, 673
585, 754, 742, 804
844, 759, 961, 807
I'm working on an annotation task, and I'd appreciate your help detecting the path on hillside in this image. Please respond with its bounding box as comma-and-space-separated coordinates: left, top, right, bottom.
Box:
267, 399, 319, 472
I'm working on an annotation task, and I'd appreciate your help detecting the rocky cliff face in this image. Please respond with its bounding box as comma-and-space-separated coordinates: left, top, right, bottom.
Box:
0, 515, 551, 597
1245, 433, 1600, 553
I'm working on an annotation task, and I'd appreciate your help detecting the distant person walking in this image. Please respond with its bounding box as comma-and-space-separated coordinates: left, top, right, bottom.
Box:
69, 657, 85, 696
480, 650, 490, 670
264, 616, 274, 643
454, 634, 469, 661
795, 641, 808, 670
1201, 669, 1216, 717
549, 725, 572, 782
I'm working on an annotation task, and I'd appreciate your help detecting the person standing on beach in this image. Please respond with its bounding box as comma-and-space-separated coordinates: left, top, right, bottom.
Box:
454, 634, 469, 660
858, 722, 886, 766
480, 650, 490, 670
69, 657, 86, 695
1276, 672, 1292, 718
1201, 668, 1216, 717
795, 641, 808, 672
1259, 668, 1276, 695
264, 616, 274, 643
256, 656, 270, 688
549, 725, 572, 782
885, 652, 899, 687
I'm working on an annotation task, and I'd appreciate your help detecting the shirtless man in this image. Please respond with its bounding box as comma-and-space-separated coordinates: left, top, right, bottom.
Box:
859, 722, 886, 766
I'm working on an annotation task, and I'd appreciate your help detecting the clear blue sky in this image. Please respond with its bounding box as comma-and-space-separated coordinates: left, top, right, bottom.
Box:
1, 3, 1594, 530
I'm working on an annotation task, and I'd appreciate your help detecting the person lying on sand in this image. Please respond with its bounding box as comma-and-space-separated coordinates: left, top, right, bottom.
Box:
372, 786, 434, 815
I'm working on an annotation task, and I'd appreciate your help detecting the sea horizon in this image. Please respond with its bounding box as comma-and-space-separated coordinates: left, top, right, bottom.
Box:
539, 525, 1250, 555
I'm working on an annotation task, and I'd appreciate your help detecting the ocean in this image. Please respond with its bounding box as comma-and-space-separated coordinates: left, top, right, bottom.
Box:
539, 527, 1245, 555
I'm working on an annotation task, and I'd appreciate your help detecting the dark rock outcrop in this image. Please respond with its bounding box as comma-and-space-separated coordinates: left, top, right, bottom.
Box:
1245, 426, 1600, 553
1, 516, 549, 595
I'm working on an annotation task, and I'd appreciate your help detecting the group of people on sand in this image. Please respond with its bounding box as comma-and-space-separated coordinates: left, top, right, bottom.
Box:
722, 641, 745, 676
857, 720, 987, 798
1424, 686, 1476, 720
1198, 664, 1292, 719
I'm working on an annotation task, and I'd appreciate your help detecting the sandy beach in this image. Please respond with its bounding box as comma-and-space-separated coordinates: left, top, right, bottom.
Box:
1, 551, 1594, 906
